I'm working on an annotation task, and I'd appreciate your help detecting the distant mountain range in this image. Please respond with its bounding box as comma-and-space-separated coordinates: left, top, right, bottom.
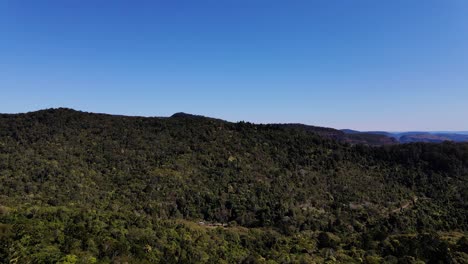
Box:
272, 126, 468, 146
341, 129, 468, 144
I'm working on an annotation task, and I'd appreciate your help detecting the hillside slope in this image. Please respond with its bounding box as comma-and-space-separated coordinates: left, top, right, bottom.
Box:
280, 124, 397, 146
0, 108, 467, 263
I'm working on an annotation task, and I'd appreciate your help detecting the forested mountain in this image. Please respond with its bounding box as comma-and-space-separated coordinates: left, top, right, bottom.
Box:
0, 108, 467, 263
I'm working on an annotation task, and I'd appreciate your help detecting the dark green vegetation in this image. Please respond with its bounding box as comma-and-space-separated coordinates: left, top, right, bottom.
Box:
278, 124, 397, 146
0, 108, 467, 263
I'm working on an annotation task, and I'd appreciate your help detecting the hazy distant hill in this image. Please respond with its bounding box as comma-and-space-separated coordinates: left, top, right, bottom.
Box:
398, 133, 468, 143
342, 129, 468, 144
0, 108, 466, 263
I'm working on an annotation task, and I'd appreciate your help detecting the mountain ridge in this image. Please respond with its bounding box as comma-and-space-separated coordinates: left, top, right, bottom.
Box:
7, 108, 465, 145
3, 108, 399, 146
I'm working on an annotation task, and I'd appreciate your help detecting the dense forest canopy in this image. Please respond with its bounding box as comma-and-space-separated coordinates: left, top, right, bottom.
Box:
0, 108, 467, 263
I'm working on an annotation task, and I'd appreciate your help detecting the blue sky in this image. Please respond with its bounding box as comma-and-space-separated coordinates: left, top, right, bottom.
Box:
1, 0, 467, 131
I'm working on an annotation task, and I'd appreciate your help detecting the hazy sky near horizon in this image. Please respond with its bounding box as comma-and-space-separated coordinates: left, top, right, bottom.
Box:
1, 1, 468, 131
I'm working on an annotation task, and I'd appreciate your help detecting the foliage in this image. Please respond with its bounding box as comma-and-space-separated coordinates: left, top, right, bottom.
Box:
0, 108, 467, 263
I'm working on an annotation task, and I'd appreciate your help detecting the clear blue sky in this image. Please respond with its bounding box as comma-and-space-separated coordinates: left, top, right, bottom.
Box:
1, 0, 467, 131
